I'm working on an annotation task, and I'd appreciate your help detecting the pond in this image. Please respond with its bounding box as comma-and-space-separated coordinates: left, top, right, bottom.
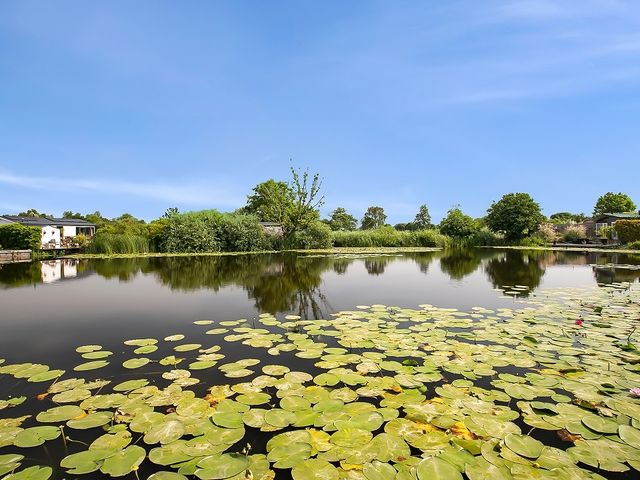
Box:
1, 248, 640, 480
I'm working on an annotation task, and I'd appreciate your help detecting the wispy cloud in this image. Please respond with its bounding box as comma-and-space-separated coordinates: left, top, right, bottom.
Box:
0, 171, 243, 208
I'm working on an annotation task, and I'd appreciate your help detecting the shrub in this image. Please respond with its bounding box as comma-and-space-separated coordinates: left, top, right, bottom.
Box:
0, 224, 41, 251
537, 223, 557, 243
331, 228, 447, 248
406, 229, 449, 247
439, 208, 479, 239
615, 220, 640, 244
89, 232, 149, 254
467, 227, 504, 246
519, 235, 546, 247
288, 221, 333, 249
74, 234, 89, 248
157, 210, 223, 253
219, 214, 272, 252
561, 224, 587, 243
628, 240, 640, 250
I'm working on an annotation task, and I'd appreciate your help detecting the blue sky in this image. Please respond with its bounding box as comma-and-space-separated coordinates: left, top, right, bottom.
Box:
1, 0, 639, 223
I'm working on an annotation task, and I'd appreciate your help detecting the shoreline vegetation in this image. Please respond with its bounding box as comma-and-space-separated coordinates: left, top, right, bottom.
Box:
59, 244, 640, 261
1, 169, 639, 254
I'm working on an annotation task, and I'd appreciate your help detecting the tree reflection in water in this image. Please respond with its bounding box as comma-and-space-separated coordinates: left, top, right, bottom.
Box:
2, 250, 639, 312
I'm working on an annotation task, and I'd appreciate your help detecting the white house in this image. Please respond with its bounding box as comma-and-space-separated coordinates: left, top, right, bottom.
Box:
0, 215, 96, 249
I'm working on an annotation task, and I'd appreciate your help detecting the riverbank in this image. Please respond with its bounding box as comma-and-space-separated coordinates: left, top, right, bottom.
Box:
61, 246, 443, 260
481, 245, 640, 254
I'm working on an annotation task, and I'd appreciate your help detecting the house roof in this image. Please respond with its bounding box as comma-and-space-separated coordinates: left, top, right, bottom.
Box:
0, 215, 96, 227
594, 212, 640, 222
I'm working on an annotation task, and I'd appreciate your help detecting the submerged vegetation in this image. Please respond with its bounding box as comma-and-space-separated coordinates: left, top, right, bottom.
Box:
1, 280, 640, 479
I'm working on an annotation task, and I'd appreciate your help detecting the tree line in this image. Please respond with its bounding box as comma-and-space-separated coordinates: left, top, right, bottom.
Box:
4, 168, 638, 252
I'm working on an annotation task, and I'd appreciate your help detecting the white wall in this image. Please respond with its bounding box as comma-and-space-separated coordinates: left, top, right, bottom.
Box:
41, 226, 61, 248
62, 226, 77, 237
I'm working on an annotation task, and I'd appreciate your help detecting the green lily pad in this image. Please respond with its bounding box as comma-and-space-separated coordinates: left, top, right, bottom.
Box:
36, 405, 84, 423
123, 358, 151, 369
195, 453, 248, 479
2, 466, 52, 480
13, 426, 61, 448
417, 457, 462, 480
100, 445, 146, 477
74, 360, 109, 371
504, 433, 544, 459
292, 458, 339, 480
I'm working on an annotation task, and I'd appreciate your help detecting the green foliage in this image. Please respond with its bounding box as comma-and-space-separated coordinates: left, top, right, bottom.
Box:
244, 168, 324, 239
0, 224, 41, 251
74, 234, 89, 248
332, 227, 448, 248
615, 220, 640, 244
413, 204, 432, 230
17, 209, 52, 219
156, 210, 223, 253
561, 224, 587, 242
466, 227, 504, 246
326, 207, 357, 231
598, 225, 615, 240
518, 235, 546, 247
287, 221, 332, 249
485, 193, 544, 241
154, 211, 272, 253
361, 206, 386, 230
549, 212, 586, 224
89, 233, 150, 254
438, 207, 479, 239
218, 214, 272, 252
628, 240, 640, 250
244, 179, 293, 223
593, 192, 637, 216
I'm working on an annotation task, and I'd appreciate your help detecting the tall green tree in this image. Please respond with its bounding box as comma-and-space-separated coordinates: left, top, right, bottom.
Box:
485, 193, 544, 241
244, 167, 324, 238
327, 207, 357, 231
593, 192, 637, 216
361, 206, 387, 230
286, 167, 325, 237
244, 179, 293, 223
413, 204, 432, 230
439, 207, 479, 238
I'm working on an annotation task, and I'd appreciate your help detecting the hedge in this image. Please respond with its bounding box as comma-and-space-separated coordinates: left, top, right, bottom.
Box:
615, 220, 640, 244
0, 224, 42, 251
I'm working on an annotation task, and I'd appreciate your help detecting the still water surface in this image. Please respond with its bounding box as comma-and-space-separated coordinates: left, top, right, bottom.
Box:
1, 248, 639, 479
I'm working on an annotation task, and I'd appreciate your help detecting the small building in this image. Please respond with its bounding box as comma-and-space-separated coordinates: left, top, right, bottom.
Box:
0, 215, 96, 249
588, 212, 640, 241
259, 222, 284, 237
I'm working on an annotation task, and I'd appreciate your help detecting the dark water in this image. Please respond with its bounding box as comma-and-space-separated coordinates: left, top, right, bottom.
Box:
1, 248, 639, 479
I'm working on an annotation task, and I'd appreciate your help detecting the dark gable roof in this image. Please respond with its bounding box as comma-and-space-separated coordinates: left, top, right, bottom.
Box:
594, 212, 640, 222
1, 215, 56, 226
51, 218, 96, 227
0, 216, 95, 227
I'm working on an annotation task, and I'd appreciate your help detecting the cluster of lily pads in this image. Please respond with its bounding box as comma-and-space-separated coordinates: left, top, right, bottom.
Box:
1, 282, 640, 480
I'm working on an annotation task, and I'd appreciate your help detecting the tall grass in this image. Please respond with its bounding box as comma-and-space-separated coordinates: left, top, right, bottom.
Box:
332, 227, 449, 248
89, 232, 150, 254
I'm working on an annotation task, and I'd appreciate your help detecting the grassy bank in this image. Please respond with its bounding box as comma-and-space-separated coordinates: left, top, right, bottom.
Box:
481, 245, 640, 255
62, 246, 443, 260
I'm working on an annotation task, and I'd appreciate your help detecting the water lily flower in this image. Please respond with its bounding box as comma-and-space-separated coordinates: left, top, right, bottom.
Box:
630, 388, 640, 398
575, 319, 584, 326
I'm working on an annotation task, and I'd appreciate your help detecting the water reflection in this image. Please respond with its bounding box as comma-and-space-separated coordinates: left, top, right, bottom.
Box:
2, 249, 639, 315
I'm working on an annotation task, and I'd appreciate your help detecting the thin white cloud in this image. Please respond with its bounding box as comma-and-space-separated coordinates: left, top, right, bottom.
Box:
0, 171, 243, 208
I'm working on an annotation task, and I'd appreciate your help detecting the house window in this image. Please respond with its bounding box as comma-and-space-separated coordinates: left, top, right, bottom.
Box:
595, 223, 609, 235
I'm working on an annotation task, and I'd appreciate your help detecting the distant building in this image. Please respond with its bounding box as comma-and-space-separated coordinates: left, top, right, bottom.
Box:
0, 216, 96, 249
259, 222, 284, 237
588, 212, 640, 240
